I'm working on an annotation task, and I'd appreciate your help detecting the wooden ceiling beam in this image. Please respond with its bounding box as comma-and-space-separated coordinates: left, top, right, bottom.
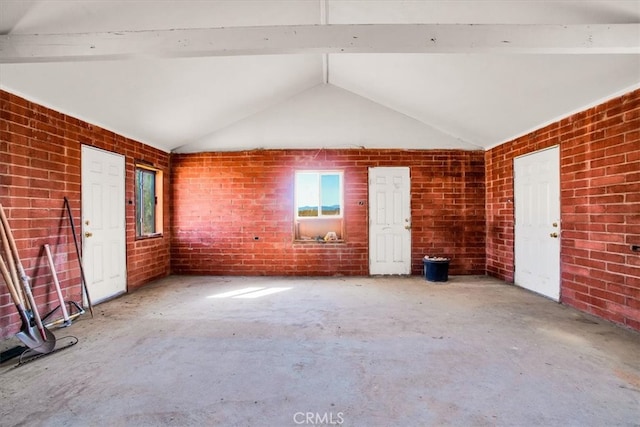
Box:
1, 23, 638, 63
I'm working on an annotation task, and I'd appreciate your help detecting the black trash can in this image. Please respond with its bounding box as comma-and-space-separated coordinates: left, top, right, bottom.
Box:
423, 257, 450, 282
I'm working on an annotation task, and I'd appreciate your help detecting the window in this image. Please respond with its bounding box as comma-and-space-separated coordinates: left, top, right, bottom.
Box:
294, 171, 344, 241
135, 164, 163, 238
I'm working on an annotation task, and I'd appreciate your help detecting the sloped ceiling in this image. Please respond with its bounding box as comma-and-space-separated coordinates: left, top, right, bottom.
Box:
181, 83, 480, 152
0, 0, 639, 153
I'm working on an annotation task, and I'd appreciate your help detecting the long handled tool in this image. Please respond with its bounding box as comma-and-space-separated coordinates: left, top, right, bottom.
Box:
42, 241, 85, 328
43, 301, 84, 328
0, 204, 55, 354
0, 253, 46, 352
64, 197, 93, 318
19, 268, 55, 346
0, 210, 26, 309
44, 244, 71, 327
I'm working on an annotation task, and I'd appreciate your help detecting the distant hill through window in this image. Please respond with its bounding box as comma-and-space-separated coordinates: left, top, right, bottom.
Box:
298, 205, 341, 216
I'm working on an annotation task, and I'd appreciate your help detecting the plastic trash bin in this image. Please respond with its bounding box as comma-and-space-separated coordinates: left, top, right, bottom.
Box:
423, 256, 450, 282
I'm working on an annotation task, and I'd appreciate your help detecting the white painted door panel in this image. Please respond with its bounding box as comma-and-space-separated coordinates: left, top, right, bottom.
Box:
514, 146, 560, 300
369, 167, 411, 275
81, 145, 126, 303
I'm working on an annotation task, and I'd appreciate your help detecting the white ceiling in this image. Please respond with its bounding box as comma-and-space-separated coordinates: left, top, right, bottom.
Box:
0, 0, 639, 153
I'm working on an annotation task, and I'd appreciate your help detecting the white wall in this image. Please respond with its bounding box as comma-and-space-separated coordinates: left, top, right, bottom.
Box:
178, 83, 478, 152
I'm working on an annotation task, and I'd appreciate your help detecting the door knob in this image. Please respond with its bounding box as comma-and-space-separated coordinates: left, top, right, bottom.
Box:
550, 232, 558, 238
84, 232, 93, 238
404, 225, 412, 230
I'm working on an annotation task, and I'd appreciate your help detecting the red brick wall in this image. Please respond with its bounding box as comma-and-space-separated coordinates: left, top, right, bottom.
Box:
171, 149, 486, 276
0, 90, 171, 338
486, 89, 640, 330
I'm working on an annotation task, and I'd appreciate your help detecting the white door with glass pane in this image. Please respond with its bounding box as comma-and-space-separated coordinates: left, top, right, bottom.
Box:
81, 145, 127, 303
514, 146, 561, 300
369, 167, 411, 275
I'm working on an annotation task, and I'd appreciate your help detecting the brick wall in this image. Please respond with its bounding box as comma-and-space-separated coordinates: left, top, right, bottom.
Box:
486, 89, 640, 330
171, 149, 486, 276
5, 84, 636, 337
0, 90, 171, 338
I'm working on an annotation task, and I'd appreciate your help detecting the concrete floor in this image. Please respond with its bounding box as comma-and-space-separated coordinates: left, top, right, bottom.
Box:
1, 275, 639, 427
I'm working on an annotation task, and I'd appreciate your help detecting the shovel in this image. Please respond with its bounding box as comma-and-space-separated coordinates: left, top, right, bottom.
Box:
0, 204, 55, 354
19, 269, 56, 352
0, 255, 53, 353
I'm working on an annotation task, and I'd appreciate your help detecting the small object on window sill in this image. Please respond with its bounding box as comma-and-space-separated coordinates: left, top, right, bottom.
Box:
324, 231, 338, 241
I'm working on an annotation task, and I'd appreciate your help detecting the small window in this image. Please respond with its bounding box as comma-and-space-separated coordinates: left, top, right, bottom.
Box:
294, 171, 344, 241
135, 164, 163, 238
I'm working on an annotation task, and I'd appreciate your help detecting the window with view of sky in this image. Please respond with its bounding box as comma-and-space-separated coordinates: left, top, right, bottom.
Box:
296, 172, 341, 217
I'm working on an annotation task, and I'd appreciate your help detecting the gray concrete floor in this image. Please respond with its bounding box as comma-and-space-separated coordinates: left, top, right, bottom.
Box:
1, 275, 639, 427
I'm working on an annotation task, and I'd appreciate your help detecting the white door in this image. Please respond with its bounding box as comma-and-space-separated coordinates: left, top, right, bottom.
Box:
369, 167, 412, 275
81, 145, 127, 304
514, 146, 561, 300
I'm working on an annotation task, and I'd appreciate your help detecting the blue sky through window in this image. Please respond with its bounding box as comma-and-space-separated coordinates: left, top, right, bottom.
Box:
321, 174, 340, 207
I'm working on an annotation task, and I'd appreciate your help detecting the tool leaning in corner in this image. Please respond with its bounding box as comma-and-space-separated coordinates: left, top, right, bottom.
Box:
0, 203, 56, 354
64, 196, 94, 318
42, 243, 85, 328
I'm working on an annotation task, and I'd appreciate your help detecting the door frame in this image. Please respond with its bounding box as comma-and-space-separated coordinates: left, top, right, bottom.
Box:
513, 145, 561, 301
81, 144, 127, 304
368, 166, 412, 275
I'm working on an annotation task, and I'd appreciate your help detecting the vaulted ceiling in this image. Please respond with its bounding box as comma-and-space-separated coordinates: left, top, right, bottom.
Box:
1, 1, 639, 153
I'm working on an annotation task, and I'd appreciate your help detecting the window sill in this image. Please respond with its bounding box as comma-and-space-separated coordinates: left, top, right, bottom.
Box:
135, 233, 163, 241
293, 239, 345, 244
